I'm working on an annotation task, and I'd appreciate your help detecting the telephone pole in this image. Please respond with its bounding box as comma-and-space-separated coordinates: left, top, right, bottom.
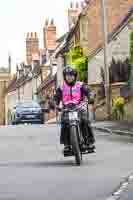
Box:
100, 0, 111, 119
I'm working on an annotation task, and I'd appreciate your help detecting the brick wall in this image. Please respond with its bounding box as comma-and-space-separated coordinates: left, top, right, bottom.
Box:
0, 73, 11, 125
0, 81, 6, 124
88, 82, 129, 120
86, 0, 132, 55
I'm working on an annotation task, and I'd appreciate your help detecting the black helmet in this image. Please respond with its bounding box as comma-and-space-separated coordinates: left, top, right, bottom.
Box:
63, 65, 78, 85
63, 65, 77, 78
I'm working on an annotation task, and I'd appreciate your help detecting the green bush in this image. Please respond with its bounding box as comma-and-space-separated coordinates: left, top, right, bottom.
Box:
65, 45, 88, 82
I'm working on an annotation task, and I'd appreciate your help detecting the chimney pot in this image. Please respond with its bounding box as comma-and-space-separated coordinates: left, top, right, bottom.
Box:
81, 1, 85, 8
84, 0, 90, 4
27, 32, 29, 38
35, 32, 37, 37
70, 1, 73, 9
76, 2, 79, 9
45, 18, 49, 26
51, 19, 54, 25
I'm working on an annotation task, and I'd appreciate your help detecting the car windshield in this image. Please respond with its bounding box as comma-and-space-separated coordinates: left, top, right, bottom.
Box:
16, 101, 40, 108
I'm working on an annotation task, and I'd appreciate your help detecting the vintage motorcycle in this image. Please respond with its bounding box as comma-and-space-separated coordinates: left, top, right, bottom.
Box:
57, 102, 95, 166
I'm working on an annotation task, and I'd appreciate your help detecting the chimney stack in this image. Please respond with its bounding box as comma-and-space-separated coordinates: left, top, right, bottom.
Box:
43, 18, 56, 51
68, 1, 81, 29
26, 32, 39, 65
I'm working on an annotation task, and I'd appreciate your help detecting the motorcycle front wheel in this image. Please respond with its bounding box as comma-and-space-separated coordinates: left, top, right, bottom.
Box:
70, 125, 82, 166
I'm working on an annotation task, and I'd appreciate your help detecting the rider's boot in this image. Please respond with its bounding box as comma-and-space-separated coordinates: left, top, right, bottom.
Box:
87, 143, 96, 152
64, 145, 71, 152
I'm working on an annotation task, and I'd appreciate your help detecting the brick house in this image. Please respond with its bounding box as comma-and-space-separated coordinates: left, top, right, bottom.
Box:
54, 1, 133, 120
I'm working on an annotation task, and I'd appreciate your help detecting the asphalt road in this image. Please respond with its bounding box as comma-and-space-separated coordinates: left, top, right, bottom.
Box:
0, 124, 133, 200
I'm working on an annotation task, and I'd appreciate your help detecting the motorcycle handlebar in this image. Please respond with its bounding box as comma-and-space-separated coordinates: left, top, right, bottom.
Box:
56, 102, 88, 113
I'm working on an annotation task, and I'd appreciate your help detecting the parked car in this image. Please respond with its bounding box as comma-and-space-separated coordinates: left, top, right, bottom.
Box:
11, 101, 44, 125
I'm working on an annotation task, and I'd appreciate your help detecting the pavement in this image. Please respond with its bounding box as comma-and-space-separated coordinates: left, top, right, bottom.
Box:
46, 117, 133, 137
119, 182, 133, 200
106, 173, 133, 200
92, 121, 133, 137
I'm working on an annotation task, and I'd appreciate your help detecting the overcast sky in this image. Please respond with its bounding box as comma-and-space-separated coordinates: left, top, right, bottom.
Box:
0, 0, 82, 71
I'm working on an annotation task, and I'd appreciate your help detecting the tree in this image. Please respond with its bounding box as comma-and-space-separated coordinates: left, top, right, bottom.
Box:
65, 45, 88, 82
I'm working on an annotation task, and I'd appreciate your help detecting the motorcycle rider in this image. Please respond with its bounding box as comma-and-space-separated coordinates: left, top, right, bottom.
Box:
53, 65, 96, 153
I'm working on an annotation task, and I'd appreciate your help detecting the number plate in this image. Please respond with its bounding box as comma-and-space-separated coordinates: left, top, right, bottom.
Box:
26, 115, 35, 118
68, 112, 78, 120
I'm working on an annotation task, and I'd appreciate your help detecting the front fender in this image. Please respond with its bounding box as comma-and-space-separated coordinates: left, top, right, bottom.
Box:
69, 121, 78, 127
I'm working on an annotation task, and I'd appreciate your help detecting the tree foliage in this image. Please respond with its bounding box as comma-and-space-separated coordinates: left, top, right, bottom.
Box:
65, 45, 88, 82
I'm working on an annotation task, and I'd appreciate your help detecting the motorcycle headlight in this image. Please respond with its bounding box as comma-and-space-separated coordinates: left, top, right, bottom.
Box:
68, 112, 78, 120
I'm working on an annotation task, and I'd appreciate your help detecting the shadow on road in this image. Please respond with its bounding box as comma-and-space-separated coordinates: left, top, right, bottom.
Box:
0, 160, 84, 168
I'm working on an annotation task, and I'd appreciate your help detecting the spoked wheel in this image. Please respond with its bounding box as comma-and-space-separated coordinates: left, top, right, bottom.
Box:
70, 125, 82, 166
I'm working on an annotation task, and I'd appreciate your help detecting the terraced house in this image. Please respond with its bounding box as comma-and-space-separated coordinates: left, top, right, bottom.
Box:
55, 0, 133, 120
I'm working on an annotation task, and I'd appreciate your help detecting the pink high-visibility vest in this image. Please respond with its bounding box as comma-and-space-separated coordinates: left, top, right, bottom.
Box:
61, 81, 82, 105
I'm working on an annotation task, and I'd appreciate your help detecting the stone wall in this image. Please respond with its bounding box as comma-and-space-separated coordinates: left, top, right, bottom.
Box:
88, 82, 129, 120
0, 73, 11, 125
0, 81, 6, 125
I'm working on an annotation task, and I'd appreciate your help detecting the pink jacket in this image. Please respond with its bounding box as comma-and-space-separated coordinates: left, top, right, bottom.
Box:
61, 81, 82, 105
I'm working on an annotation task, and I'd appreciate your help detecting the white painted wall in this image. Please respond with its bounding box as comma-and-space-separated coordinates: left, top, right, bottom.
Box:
88, 26, 129, 84
23, 80, 32, 100
57, 55, 64, 87
5, 90, 18, 124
